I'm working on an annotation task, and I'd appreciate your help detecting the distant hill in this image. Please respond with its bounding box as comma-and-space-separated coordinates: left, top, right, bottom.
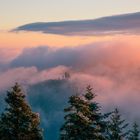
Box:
28, 79, 75, 140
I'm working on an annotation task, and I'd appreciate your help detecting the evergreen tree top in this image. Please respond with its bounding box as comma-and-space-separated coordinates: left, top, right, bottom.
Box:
84, 85, 96, 101
0, 83, 43, 140
108, 108, 129, 140
60, 85, 109, 140
128, 122, 140, 140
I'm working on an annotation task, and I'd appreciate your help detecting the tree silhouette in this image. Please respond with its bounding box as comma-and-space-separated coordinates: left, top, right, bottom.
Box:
60, 85, 108, 140
128, 122, 139, 140
108, 108, 129, 140
0, 83, 43, 140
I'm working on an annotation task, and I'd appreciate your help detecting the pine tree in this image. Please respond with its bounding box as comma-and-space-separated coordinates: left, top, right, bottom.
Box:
60, 85, 108, 140
108, 108, 129, 140
128, 122, 139, 140
0, 83, 43, 140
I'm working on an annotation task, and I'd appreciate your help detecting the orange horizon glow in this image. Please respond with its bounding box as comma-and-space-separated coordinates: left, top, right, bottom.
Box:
0, 30, 140, 64
0, 31, 114, 49
1, 31, 140, 49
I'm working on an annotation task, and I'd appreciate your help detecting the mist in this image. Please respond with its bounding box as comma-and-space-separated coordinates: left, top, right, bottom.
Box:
0, 35, 140, 139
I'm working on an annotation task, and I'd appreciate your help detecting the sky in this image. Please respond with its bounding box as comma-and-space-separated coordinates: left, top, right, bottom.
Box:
1, 1, 140, 139
1, 0, 140, 30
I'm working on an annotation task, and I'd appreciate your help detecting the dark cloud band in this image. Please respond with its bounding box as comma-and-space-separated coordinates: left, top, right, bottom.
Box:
13, 12, 140, 36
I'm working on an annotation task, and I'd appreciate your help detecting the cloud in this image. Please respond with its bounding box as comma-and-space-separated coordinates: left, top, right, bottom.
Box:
1, 35, 140, 139
7, 38, 140, 117
10, 46, 80, 69
0, 66, 68, 90
10, 36, 140, 73
14, 12, 140, 36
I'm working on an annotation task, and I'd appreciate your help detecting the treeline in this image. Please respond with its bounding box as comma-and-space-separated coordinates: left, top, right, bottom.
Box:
0, 83, 139, 140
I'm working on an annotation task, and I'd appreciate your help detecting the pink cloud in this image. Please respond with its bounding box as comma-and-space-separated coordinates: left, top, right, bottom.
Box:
0, 66, 68, 90
1, 34, 140, 122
